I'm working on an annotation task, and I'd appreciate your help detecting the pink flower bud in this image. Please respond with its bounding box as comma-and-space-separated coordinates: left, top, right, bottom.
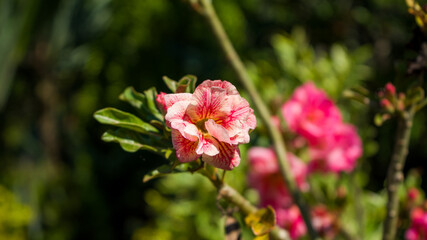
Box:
380, 99, 395, 112
385, 82, 396, 96
156, 92, 168, 114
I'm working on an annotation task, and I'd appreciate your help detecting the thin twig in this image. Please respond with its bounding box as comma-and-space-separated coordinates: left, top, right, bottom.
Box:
195, 0, 318, 238
382, 109, 415, 240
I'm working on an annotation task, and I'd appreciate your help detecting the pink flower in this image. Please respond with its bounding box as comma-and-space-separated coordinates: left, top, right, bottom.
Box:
405, 208, 427, 240
248, 147, 309, 191
247, 147, 309, 239
164, 80, 256, 170
276, 205, 307, 239
311, 206, 337, 239
385, 82, 396, 96
281, 82, 342, 145
308, 123, 362, 173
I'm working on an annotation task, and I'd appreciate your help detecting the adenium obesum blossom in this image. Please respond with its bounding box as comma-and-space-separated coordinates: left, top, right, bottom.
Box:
158, 80, 256, 170
282, 82, 362, 173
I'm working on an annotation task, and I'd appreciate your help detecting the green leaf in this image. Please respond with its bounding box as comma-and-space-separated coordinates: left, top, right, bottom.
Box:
94, 107, 159, 135
144, 87, 164, 121
244, 206, 276, 236
119, 86, 146, 109
102, 129, 157, 152
119, 86, 164, 122
101, 129, 173, 159
162, 76, 178, 93
176, 74, 197, 93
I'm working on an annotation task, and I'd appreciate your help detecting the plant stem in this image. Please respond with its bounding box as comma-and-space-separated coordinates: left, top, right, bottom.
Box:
196, 0, 317, 238
382, 110, 414, 240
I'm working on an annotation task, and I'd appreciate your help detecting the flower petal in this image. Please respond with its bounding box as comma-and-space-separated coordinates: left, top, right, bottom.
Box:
198, 80, 239, 95
205, 119, 231, 144
171, 129, 200, 163
164, 93, 193, 110
219, 95, 256, 144
202, 141, 241, 170
195, 134, 220, 156
186, 85, 230, 122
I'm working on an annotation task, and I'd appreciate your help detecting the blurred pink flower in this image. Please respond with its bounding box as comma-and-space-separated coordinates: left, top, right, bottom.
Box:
248, 147, 309, 191
282, 82, 362, 173
311, 206, 337, 239
385, 82, 396, 96
406, 207, 427, 240
164, 80, 256, 170
308, 123, 362, 173
276, 205, 307, 239
281, 82, 342, 145
248, 147, 309, 239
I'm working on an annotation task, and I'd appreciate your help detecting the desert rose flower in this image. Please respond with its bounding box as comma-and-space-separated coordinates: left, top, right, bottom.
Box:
308, 123, 362, 173
162, 80, 256, 170
281, 82, 342, 145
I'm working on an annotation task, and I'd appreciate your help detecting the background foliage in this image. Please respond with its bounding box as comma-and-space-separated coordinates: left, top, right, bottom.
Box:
1, 0, 426, 239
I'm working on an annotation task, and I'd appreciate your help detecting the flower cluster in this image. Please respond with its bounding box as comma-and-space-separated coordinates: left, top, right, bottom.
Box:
248, 147, 337, 239
406, 207, 427, 240
282, 82, 362, 173
157, 80, 256, 170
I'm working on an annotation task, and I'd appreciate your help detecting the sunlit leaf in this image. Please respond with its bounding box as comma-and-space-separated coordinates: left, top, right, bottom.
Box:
163, 76, 178, 93
176, 74, 197, 93
254, 234, 269, 240
143, 159, 201, 183
144, 87, 164, 121
119, 86, 146, 109
94, 107, 159, 135
101, 129, 173, 158
245, 206, 276, 236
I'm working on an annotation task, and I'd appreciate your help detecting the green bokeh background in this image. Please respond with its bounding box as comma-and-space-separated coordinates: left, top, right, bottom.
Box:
1, 0, 426, 239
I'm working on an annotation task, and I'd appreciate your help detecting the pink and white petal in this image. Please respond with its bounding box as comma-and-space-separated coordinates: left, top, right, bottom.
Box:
195, 134, 220, 156
219, 95, 256, 143
171, 129, 200, 163
202, 141, 241, 170
186, 86, 230, 122
164, 93, 193, 110
165, 100, 191, 128
205, 119, 232, 144
197, 80, 239, 95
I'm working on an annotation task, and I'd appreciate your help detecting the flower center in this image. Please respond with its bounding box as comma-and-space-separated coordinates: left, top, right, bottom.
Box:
196, 119, 209, 133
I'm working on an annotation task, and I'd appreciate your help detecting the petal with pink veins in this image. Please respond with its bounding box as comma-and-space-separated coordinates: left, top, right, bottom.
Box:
198, 80, 239, 95
171, 129, 200, 163
163, 93, 192, 110
186, 86, 230, 123
165, 100, 191, 127
219, 95, 256, 144
195, 134, 220, 156
202, 140, 241, 170
205, 119, 232, 144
